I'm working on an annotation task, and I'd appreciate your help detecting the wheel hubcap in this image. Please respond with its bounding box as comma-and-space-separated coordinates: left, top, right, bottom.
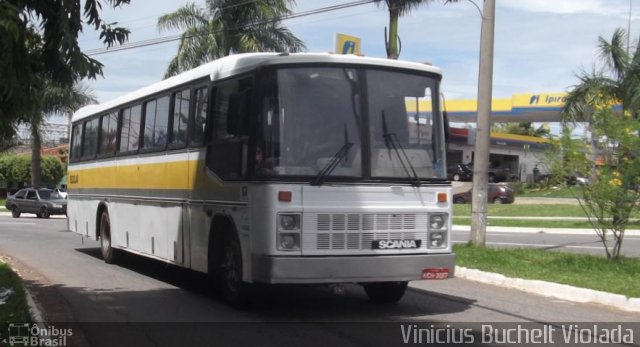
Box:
101, 218, 110, 254
222, 247, 240, 288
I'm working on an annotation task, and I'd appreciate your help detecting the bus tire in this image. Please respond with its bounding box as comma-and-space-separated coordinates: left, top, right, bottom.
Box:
99, 211, 119, 264
363, 281, 408, 304
219, 234, 251, 308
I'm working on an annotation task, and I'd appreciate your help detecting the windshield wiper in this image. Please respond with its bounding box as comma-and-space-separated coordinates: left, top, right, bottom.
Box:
381, 111, 421, 187
313, 124, 353, 186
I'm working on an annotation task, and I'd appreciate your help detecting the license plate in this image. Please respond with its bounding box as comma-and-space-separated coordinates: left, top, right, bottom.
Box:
372, 239, 421, 249
421, 268, 450, 280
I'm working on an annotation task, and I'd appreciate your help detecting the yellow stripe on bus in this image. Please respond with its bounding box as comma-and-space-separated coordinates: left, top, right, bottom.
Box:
67, 160, 216, 190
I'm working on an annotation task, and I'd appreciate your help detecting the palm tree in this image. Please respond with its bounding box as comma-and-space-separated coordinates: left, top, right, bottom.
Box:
374, 0, 459, 59
158, 0, 305, 77
29, 81, 97, 187
562, 28, 639, 181
563, 28, 640, 121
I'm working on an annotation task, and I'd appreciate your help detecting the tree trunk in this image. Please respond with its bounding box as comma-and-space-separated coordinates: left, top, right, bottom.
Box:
30, 121, 42, 187
387, 6, 400, 59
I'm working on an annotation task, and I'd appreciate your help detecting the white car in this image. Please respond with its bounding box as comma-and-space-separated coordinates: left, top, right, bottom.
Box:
53, 188, 68, 199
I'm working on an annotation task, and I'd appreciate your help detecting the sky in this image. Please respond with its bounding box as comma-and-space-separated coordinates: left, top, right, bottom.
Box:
67, 0, 640, 131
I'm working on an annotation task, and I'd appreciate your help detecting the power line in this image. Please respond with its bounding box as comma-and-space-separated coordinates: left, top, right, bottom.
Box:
85, 0, 375, 56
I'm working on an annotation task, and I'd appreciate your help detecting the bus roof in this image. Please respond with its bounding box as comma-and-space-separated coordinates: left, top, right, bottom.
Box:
72, 52, 442, 123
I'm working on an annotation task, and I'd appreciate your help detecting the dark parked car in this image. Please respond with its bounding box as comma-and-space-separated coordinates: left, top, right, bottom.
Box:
447, 163, 473, 181
453, 183, 515, 204
5, 188, 67, 218
452, 162, 516, 182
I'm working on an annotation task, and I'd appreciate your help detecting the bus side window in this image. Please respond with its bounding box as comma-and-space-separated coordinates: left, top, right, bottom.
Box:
206, 77, 252, 179
190, 87, 208, 147
169, 88, 190, 147
119, 105, 142, 153
98, 111, 118, 156
81, 117, 99, 160
142, 96, 170, 150
70, 124, 83, 162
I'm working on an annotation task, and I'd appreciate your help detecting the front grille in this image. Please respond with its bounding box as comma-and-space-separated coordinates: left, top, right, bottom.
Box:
303, 213, 428, 252
315, 213, 418, 231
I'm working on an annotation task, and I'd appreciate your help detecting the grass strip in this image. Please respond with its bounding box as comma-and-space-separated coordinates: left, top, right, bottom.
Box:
0, 262, 31, 333
453, 204, 640, 218
454, 243, 640, 298
452, 217, 640, 229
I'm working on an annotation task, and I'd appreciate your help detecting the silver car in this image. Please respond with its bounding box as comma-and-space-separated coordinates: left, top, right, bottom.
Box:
5, 188, 67, 218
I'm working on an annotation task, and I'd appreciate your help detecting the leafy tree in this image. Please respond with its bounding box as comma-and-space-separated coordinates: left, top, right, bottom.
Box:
0, 155, 30, 187
40, 156, 65, 187
562, 28, 640, 260
0, 155, 64, 188
0, 0, 130, 139
538, 126, 591, 187
492, 122, 551, 138
158, 0, 305, 77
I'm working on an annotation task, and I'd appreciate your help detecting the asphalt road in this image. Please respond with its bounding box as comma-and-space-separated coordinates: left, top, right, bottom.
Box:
0, 216, 638, 347
452, 228, 640, 257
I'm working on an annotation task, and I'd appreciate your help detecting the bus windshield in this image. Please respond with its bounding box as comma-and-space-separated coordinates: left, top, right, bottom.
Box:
256, 66, 446, 182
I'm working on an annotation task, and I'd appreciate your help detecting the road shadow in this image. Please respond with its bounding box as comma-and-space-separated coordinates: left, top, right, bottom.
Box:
74, 247, 474, 321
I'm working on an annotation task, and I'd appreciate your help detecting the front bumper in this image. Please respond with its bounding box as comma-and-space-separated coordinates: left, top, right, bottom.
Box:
251, 253, 455, 284
49, 206, 67, 215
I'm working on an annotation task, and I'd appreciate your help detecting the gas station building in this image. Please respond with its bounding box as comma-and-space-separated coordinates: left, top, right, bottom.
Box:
442, 92, 568, 182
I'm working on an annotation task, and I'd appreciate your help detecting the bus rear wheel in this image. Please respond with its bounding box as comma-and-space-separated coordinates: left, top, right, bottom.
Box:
99, 211, 119, 264
363, 281, 408, 304
219, 235, 251, 308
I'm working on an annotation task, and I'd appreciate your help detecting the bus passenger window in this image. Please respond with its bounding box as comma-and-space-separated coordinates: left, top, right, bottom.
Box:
70, 124, 83, 162
190, 87, 208, 147
82, 117, 99, 159
119, 105, 142, 153
99, 111, 118, 155
169, 89, 190, 146
143, 96, 170, 150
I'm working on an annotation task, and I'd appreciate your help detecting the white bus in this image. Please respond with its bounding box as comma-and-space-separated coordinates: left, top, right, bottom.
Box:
67, 53, 455, 306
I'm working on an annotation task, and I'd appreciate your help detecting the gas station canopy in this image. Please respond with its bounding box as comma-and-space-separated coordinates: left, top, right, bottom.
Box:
445, 92, 568, 123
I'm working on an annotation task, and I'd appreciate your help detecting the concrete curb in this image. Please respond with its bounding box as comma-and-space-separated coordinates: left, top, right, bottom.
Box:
24, 286, 45, 323
455, 266, 640, 313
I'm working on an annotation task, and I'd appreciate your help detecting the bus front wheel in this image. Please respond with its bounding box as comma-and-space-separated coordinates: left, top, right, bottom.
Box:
363, 281, 408, 304
219, 235, 251, 308
99, 211, 119, 264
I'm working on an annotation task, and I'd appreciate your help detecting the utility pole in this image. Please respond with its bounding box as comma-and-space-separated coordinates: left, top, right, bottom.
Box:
470, 0, 495, 246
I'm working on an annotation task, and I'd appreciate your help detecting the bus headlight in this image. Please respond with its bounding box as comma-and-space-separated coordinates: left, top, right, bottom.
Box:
278, 233, 301, 250
277, 213, 301, 251
278, 213, 301, 231
429, 214, 447, 230
428, 231, 447, 248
